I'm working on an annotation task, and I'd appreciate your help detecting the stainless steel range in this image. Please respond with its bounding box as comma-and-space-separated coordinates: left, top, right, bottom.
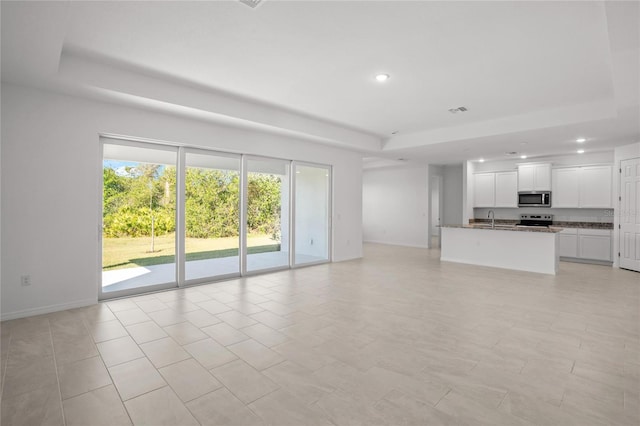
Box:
517, 214, 553, 228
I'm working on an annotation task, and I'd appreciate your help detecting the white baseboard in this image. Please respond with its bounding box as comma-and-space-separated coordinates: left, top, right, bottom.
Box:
363, 240, 429, 249
1, 298, 98, 321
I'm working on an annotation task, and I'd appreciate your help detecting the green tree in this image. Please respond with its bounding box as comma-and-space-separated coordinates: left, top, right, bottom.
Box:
103, 164, 282, 241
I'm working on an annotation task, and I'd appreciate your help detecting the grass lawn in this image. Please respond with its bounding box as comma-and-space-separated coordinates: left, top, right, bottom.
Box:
103, 233, 280, 270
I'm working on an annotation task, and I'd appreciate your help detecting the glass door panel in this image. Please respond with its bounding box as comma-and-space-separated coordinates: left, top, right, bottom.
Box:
294, 164, 330, 265
102, 142, 177, 295
245, 158, 290, 272
185, 151, 241, 282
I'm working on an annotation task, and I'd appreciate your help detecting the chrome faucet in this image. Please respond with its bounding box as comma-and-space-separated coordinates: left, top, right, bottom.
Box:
488, 210, 495, 229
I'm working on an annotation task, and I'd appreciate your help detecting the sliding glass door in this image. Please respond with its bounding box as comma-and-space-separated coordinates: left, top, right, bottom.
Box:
101, 140, 331, 299
184, 150, 241, 282
245, 157, 291, 273
293, 163, 331, 266
101, 142, 178, 295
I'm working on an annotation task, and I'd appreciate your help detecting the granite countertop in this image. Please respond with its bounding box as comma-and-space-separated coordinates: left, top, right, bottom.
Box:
470, 219, 613, 230
442, 224, 563, 233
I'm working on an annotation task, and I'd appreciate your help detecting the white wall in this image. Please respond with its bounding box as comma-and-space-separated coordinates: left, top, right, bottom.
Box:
442, 164, 464, 225
362, 166, 429, 248
1, 83, 363, 320
613, 142, 640, 268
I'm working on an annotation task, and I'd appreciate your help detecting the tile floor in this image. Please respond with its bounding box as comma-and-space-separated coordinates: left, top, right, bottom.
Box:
1, 243, 638, 425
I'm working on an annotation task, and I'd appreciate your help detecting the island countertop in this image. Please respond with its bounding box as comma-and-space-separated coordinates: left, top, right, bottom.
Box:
441, 224, 563, 233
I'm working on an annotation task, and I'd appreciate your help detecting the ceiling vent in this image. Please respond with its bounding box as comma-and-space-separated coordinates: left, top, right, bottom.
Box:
505, 151, 519, 156
239, 0, 264, 8
448, 106, 468, 114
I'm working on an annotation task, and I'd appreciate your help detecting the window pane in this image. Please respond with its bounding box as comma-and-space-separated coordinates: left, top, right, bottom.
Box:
294, 165, 330, 265
246, 158, 290, 272
102, 145, 177, 292
185, 152, 240, 281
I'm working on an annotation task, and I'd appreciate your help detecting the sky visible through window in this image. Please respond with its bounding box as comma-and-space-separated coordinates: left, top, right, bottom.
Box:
104, 160, 166, 177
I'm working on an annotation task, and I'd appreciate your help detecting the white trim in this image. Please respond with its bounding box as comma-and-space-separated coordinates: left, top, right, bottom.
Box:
290, 161, 297, 268
176, 147, 186, 286
1, 298, 97, 321
240, 155, 248, 275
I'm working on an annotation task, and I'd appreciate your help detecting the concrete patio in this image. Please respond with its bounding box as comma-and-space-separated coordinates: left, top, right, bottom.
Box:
102, 251, 325, 292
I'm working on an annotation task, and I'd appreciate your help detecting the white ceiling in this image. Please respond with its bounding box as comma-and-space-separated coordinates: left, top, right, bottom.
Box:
2, 1, 638, 165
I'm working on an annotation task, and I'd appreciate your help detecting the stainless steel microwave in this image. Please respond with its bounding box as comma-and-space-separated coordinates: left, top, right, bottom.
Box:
518, 191, 551, 207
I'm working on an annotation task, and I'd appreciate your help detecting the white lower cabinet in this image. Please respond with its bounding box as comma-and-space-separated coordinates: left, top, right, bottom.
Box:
559, 228, 612, 263
578, 229, 612, 261
558, 228, 578, 258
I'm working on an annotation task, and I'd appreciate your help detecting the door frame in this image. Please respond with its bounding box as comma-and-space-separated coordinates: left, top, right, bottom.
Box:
98, 138, 180, 301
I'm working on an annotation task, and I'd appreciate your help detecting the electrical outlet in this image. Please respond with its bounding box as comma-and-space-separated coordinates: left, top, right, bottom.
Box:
21, 275, 31, 286
310, 238, 314, 245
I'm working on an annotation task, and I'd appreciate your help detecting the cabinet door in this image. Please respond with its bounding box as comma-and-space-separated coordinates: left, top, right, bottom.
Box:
533, 164, 552, 191
494, 172, 517, 207
578, 229, 612, 261
579, 166, 612, 208
518, 165, 534, 191
559, 234, 578, 257
552, 168, 580, 207
474, 173, 495, 207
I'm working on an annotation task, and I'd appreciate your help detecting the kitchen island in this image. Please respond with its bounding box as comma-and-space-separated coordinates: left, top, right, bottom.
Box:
440, 224, 562, 275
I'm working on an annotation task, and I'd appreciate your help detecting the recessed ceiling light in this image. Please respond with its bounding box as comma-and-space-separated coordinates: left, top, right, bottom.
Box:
576, 138, 586, 143
375, 74, 390, 82
577, 149, 585, 154
478, 158, 485, 163
520, 155, 528, 159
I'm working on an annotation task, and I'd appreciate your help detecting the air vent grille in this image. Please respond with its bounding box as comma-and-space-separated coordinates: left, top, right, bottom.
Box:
448, 106, 468, 114
239, 0, 264, 8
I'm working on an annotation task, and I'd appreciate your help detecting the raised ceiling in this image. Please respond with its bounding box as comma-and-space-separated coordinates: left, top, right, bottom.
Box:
2, 1, 638, 164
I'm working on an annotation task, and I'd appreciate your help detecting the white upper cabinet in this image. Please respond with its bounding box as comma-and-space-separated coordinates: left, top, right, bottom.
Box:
494, 171, 518, 207
552, 165, 612, 208
579, 166, 613, 208
474, 171, 517, 208
518, 163, 551, 191
552, 168, 580, 207
474, 173, 495, 207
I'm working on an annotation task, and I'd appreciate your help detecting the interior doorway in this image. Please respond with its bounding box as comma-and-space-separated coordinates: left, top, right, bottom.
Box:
431, 175, 443, 249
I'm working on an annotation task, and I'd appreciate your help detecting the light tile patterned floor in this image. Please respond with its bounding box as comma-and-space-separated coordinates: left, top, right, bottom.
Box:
1, 243, 639, 425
